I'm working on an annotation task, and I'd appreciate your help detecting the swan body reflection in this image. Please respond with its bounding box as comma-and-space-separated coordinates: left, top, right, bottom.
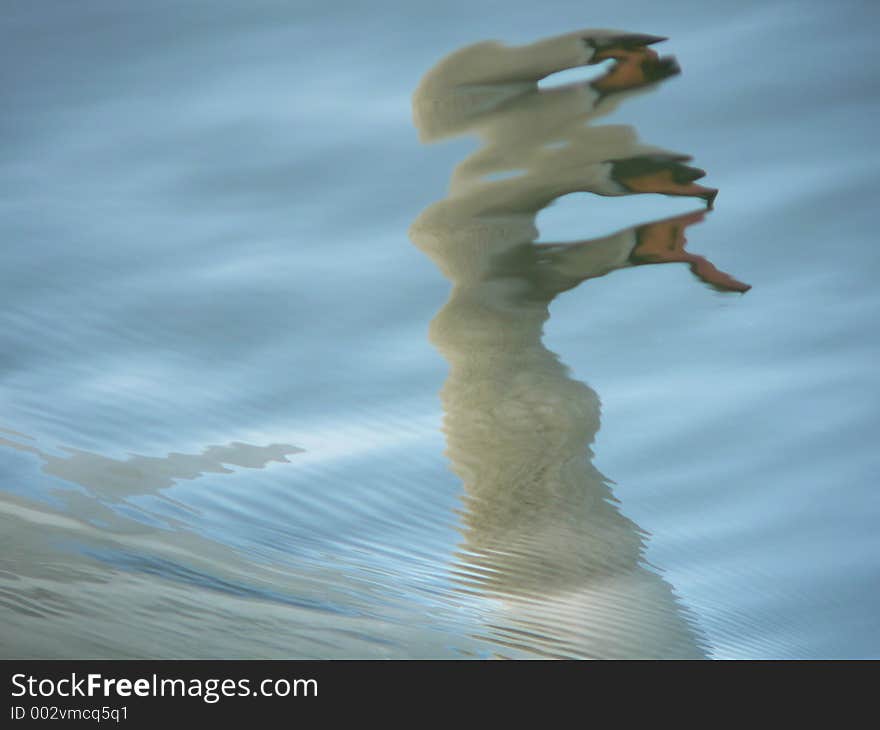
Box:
411, 30, 749, 658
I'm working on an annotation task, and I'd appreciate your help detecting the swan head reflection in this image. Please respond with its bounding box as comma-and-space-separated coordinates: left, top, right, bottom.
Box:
411, 31, 750, 658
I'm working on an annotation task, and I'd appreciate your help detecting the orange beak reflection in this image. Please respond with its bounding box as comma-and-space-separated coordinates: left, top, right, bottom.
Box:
591, 46, 681, 92
611, 157, 719, 206
630, 209, 751, 293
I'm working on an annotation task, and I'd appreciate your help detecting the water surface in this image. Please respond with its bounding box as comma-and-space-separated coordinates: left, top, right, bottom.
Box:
1, 1, 878, 658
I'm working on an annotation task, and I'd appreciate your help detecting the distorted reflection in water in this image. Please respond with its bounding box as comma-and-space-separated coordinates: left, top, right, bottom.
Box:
1, 2, 878, 659
410, 30, 748, 657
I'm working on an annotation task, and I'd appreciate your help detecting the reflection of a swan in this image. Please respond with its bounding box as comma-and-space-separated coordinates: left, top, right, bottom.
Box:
411, 31, 750, 658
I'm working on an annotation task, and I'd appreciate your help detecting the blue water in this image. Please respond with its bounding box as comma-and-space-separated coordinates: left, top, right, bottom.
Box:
1, 0, 878, 658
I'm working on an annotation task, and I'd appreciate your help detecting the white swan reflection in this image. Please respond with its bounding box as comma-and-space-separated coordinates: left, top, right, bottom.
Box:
410, 30, 750, 658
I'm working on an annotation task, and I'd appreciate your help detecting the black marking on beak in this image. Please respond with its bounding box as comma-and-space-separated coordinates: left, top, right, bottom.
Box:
609, 155, 700, 183
643, 56, 680, 83
587, 33, 668, 51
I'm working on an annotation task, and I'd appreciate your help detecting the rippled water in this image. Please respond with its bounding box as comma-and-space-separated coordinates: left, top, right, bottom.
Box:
2, 1, 878, 659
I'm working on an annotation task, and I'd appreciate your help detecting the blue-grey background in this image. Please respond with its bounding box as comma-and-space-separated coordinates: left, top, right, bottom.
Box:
0, 0, 877, 657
